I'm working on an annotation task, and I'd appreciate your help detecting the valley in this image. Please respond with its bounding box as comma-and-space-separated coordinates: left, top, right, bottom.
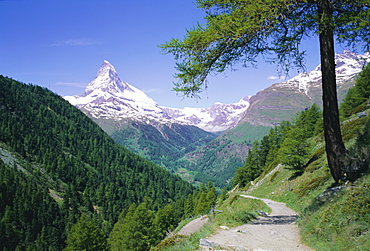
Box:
65, 50, 369, 188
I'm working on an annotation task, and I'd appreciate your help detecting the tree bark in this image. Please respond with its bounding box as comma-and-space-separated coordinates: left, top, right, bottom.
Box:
318, 0, 347, 182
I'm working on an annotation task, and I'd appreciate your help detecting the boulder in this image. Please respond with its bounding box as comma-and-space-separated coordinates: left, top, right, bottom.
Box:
358, 112, 368, 118
317, 186, 345, 203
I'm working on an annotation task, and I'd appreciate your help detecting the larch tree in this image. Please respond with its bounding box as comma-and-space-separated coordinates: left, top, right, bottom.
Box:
161, 0, 370, 182
64, 214, 107, 251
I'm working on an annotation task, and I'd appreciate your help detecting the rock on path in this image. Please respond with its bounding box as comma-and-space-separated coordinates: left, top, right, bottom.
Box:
200, 195, 314, 251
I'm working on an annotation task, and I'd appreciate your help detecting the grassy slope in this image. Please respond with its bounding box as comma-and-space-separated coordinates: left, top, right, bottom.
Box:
158, 108, 370, 251
246, 111, 370, 250
247, 160, 370, 250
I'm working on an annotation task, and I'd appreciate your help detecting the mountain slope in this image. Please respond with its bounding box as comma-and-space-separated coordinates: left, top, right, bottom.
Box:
240, 108, 370, 250
242, 50, 370, 126
174, 50, 369, 187
110, 121, 217, 173
0, 75, 195, 249
181, 122, 271, 187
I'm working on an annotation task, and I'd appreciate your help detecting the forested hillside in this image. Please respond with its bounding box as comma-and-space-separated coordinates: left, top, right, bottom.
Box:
111, 121, 217, 173
0, 76, 218, 250
232, 103, 323, 188
181, 121, 270, 188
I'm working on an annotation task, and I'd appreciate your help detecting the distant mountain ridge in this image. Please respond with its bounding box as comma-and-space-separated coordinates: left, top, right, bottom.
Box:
65, 50, 369, 132
241, 50, 370, 126
64, 61, 249, 133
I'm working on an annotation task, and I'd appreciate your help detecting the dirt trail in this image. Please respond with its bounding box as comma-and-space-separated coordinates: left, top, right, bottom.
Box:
177, 215, 209, 236
200, 195, 314, 251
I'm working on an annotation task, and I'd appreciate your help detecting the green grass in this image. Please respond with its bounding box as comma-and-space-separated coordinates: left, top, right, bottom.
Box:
299, 174, 370, 250
154, 223, 214, 251
212, 195, 271, 227
225, 122, 270, 143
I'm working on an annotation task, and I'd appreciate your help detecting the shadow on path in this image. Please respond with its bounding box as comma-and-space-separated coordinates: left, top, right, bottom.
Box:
248, 215, 297, 225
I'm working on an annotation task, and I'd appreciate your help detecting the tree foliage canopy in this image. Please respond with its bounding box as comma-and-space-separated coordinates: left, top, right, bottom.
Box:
161, 0, 370, 97
162, 0, 370, 182
64, 214, 107, 251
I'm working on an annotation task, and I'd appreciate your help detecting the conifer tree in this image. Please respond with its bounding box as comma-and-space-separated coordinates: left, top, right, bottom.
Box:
340, 63, 370, 117
108, 200, 156, 251
278, 128, 310, 171
153, 204, 177, 241
64, 214, 107, 251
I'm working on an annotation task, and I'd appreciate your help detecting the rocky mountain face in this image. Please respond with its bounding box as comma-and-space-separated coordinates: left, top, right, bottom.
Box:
242, 50, 370, 126
64, 61, 249, 133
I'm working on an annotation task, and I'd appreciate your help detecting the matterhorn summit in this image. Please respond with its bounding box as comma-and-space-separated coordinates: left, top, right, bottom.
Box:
64, 60, 164, 122
84, 60, 133, 95
64, 61, 250, 132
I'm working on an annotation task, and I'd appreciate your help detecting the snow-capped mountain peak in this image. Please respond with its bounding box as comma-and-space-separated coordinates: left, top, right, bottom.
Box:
64, 60, 163, 119
64, 60, 250, 132
275, 50, 369, 96
84, 60, 133, 96
242, 50, 369, 127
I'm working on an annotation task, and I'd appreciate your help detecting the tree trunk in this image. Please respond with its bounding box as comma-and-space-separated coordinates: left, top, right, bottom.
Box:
318, 0, 347, 182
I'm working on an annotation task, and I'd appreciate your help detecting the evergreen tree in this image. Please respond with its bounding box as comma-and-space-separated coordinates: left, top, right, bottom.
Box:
64, 214, 107, 251
278, 105, 322, 170
278, 128, 310, 171
153, 204, 177, 241
233, 105, 321, 187
340, 63, 370, 117
205, 181, 217, 209
108, 199, 155, 251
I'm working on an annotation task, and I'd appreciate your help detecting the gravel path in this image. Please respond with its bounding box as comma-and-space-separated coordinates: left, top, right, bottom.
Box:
200, 195, 314, 251
177, 215, 209, 236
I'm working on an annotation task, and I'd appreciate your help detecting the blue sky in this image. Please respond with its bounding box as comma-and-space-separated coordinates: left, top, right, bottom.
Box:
0, 0, 348, 108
